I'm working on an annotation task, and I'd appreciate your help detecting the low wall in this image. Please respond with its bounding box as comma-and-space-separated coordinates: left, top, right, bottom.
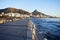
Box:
28, 19, 44, 40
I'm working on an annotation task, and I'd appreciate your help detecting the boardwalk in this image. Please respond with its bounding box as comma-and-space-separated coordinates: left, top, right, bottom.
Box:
0, 18, 30, 40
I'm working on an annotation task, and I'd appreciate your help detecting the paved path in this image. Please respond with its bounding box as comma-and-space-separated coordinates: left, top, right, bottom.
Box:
0, 18, 29, 40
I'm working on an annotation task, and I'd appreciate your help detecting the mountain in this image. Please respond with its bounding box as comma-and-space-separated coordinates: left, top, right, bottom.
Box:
32, 9, 55, 18
0, 8, 57, 18
32, 9, 44, 15
0, 7, 30, 15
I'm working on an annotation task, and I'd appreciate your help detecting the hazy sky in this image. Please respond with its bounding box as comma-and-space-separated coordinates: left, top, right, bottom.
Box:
0, 0, 60, 17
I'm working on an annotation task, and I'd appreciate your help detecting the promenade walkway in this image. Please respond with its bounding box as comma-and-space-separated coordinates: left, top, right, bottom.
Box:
0, 18, 31, 40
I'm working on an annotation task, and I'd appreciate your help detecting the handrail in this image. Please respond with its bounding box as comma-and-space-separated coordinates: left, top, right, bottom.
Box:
28, 19, 44, 40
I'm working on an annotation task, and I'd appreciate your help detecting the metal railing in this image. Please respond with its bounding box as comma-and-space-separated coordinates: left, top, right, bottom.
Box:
28, 19, 44, 40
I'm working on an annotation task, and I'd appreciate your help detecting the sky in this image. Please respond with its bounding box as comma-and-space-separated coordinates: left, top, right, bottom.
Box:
0, 0, 60, 17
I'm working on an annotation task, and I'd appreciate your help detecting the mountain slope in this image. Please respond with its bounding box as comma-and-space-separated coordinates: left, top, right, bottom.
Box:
32, 9, 54, 18
0, 7, 30, 15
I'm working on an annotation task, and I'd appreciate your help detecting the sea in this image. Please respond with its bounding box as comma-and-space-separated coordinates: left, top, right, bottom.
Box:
32, 18, 60, 40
